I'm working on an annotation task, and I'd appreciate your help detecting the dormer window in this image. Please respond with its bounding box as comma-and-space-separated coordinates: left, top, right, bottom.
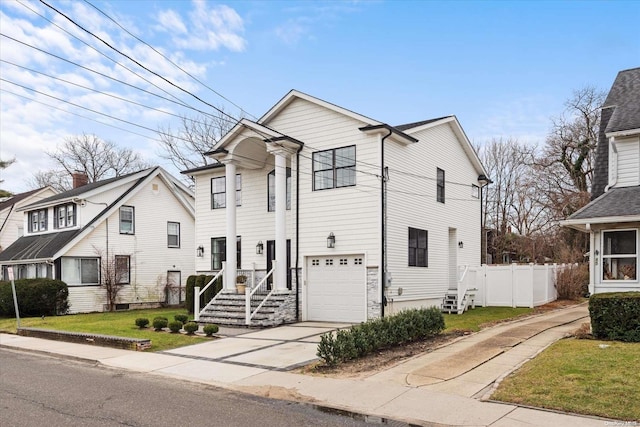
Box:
28, 209, 47, 232
54, 203, 76, 229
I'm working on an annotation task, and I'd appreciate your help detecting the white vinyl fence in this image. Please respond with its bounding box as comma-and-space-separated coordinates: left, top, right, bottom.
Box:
468, 264, 574, 308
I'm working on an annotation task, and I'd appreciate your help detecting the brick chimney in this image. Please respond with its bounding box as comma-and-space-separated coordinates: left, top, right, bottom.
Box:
72, 171, 89, 188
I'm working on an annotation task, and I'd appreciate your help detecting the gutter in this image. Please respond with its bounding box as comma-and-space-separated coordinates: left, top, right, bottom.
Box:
295, 144, 303, 321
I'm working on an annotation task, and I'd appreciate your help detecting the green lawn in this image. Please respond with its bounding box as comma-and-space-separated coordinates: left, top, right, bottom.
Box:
443, 306, 533, 332
492, 338, 640, 421
0, 308, 208, 352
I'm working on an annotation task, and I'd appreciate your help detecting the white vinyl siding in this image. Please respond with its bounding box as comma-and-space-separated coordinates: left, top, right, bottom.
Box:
615, 137, 640, 187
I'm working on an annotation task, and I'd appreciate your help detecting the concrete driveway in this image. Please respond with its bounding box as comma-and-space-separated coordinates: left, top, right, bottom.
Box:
162, 322, 351, 371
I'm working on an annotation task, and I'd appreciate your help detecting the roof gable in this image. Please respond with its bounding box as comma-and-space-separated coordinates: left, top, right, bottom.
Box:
259, 90, 382, 128
0, 187, 56, 212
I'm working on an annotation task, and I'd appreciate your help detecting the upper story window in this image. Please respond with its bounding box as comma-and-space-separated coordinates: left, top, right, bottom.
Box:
119, 206, 134, 234
408, 227, 428, 267
54, 203, 76, 229
437, 168, 445, 203
313, 145, 356, 190
268, 168, 291, 211
602, 230, 637, 281
28, 209, 47, 233
211, 175, 242, 209
167, 222, 180, 248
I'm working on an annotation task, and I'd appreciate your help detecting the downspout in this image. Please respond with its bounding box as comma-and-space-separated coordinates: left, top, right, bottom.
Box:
295, 145, 302, 320
381, 129, 392, 317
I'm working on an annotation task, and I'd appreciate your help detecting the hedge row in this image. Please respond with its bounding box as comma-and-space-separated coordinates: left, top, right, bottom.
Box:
185, 274, 222, 314
317, 307, 445, 366
0, 279, 69, 317
589, 292, 640, 342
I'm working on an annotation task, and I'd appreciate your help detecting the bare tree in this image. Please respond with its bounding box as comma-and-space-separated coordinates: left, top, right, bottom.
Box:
30, 133, 149, 191
96, 248, 130, 312
157, 109, 240, 179
535, 86, 605, 216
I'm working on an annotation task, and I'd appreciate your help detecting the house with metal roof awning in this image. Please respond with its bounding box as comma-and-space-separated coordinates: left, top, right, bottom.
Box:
0, 167, 195, 313
561, 67, 640, 294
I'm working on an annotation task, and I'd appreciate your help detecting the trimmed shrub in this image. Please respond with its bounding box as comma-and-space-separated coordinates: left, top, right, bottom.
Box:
185, 274, 222, 314
152, 317, 168, 331
589, 292, 640, 342
203, 324, 219, 336
168, 320, 183, 333
135, 318, 150, 329
174, 314, 189, 324
556, 263, 589, 300
316, 307, 445, 366
0, 278, 69, 317
183, 321, 198, 335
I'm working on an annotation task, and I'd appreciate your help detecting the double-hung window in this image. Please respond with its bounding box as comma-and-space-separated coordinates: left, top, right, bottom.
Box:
119, 206, 134, 234
54, 203, 76, 229
313, 145, 356, 190
211, 236, 241, 270
437, 168, 445, 203
267, 168, 291, 211
28, 209, 47, 232
211, 175, 242, 209
602, 230, 637, 281
167, 222, 180, 248
408, 227, 428, 267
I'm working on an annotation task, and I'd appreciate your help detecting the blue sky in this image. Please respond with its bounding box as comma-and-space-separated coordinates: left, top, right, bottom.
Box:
1, 0, 639, 192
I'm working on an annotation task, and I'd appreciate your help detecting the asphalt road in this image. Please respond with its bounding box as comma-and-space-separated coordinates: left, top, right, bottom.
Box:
0, 349, 378, 427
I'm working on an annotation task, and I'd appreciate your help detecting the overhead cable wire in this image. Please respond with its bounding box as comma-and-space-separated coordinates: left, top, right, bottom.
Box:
39, 0, 241, 125
82, 0, 256, 120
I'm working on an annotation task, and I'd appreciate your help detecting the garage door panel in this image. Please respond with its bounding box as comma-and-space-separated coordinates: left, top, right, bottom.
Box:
307, 255, 365, 323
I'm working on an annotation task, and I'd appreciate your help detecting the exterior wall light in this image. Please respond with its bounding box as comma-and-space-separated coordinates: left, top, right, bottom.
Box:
458, 241, 464, 249
197, 245, 204, 257
327, 232, 336, 248
256, 241, 264, 255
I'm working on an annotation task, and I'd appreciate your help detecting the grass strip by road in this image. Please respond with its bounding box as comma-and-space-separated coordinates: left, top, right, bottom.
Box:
443, 306, 532, 332
0, 308, 208, 352
492, 338, 640, 421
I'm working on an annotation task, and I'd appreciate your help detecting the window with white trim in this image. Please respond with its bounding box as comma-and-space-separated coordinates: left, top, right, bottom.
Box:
54, 203, 76, 229
61, 257, 100, 285
211, 175, 242, 209
167, 222, 180, 248
267, 168, 291, 211
409, 227, 428, 267
119, 206, 134, 234
115, 255, 130, 284
602, 230, 637, 281
28, 209, 47, 232
313, 146, 356, 190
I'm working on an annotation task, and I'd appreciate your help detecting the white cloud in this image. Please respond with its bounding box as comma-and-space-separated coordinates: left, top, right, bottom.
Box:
155, 1, 246, 52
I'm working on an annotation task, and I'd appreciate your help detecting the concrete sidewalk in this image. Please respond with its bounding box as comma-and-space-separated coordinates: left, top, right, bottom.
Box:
0, 304, 614, 426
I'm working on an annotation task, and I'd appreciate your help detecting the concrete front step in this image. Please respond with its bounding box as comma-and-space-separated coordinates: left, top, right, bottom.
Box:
198, 292, 293, 327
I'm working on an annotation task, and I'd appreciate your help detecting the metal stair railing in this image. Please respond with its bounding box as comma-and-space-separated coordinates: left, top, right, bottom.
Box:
194, 262, 225, 321
246, 261, 276, 325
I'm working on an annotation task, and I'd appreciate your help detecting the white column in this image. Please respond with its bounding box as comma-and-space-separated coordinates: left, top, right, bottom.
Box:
224, 160, 237, 291
274, 151, 288, 292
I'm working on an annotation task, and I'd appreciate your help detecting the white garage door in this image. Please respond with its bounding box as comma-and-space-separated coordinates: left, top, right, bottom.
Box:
307, 254, 366, 323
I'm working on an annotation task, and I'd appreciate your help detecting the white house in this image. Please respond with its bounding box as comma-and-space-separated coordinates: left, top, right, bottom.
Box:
1, 186, 57, 253
562, 67, 640, 294
184, 90, 488, 326
0, 167, 196, 313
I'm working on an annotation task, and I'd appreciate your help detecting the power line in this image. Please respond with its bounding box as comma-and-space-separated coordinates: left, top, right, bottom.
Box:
39, 0, 241, 126
82, 0, 256, 121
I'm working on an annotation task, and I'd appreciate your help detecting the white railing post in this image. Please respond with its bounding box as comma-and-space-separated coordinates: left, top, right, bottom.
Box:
194, 286, 200, 321
245, 285, 251, 325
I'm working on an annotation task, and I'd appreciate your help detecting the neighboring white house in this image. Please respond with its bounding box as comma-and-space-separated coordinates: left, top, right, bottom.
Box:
183, 90, 489, 325
1, 187, 57, 253
0, 167, 196, 313
562, 67, 640, 294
